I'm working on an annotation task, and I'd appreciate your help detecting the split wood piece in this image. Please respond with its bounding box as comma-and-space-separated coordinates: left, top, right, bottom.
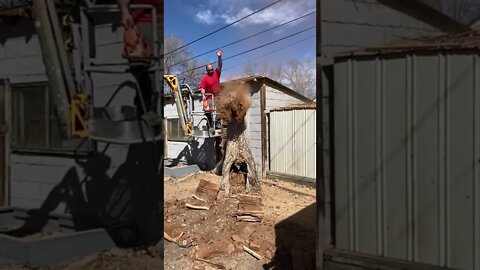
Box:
194, 258, 226, 270
231, 223, 255, 243
242, 245, 262, 260
164, 222, 184, 243
249, 238, 262, 251
236, 216, 262, 222
236, 194, 263, 222
195, 240, 235, 260
193, 179, 220, 202
186, 197, 211, 210
244, 239, 276, 261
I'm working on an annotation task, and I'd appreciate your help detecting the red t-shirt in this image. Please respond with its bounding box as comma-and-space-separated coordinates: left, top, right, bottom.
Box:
200, 69, 221, 100
131, 0, 162, 23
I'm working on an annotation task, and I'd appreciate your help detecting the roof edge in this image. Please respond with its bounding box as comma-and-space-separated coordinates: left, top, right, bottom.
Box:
221, 75, 312, 102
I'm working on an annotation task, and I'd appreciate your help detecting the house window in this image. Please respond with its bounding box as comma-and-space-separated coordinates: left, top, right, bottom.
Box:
11, 83, 91, 154
167, 118, 190, 141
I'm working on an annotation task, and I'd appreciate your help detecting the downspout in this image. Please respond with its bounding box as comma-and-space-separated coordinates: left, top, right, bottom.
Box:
32, 0, 70, 140
260, 82, 267, 178
316, 0, 328, 268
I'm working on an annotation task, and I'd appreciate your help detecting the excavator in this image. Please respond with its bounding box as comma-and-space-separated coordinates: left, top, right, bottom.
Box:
25, 0, 163, 146
163, 74, 224, 138
20, 0, 222, 148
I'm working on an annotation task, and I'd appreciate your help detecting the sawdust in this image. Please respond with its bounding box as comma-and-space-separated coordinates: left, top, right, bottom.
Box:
216, 83, 251, 124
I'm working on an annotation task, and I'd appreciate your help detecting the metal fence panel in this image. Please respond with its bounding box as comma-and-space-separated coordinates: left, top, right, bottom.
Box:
333, 52, 480, 270
268, 108, 316, 180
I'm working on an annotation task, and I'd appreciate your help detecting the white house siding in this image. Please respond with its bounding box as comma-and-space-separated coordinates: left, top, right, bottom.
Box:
0, 21, 47, 83
10, 143, 126, 212
0, 19, 156, 214
246, 88, 261, 176
91, 24, 137, 108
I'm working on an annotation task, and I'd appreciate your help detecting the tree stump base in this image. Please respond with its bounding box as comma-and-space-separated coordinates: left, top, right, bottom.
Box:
219, 120, 261, 196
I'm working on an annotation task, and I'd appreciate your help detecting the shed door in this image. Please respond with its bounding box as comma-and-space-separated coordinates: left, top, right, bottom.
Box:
268, 109, 316, 182
0, 80, 11, 206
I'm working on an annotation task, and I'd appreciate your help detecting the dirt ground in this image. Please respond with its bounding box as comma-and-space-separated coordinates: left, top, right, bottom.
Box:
163, 172, 316, 270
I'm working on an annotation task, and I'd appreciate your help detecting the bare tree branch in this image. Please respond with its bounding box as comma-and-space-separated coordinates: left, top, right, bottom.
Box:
164, 35, 203, 88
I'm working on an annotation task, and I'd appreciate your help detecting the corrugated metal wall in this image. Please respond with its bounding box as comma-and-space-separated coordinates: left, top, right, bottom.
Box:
333, 52, 480, 270
268, 108, 316, 180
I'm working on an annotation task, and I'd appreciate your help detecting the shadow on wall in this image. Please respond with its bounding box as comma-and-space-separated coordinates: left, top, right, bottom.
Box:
168, 138, 217, 171
0, 17, 36, 45
1, 142, 164, 248
263, 202, 317, 270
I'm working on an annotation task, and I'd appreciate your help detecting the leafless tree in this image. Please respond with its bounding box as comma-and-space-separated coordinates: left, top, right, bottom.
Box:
283, 59, 316, 99
242, 59, 315, 99
242, 61, 284, 83
164, 35, 203, 88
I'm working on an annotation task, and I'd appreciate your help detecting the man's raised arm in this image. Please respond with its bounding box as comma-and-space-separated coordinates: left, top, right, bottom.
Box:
216, 48, 223, 73
117, 0, 133, 27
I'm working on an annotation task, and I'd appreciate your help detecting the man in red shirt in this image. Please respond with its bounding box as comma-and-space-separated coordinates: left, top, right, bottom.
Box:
199, 48, 223, 130
199, 49, 226, 175
117, 0, 162, 119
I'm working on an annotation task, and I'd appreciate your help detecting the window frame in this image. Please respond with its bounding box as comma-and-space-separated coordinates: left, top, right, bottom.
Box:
166, 117, 191, 142
10, 82, 94, 156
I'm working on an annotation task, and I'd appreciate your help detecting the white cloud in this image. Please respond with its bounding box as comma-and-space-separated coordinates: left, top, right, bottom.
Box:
194, 0, 315, 28
195, 10, 217, 25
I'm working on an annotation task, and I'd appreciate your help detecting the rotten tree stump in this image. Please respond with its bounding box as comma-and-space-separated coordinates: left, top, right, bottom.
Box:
220, 120, 261, 196
216, 82, 261, 196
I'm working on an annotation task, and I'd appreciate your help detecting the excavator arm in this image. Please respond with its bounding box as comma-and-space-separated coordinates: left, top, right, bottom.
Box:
164, 75, 193, 137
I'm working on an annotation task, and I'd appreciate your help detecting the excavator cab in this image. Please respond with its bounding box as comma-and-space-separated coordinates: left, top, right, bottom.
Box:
163, 74, 223, 138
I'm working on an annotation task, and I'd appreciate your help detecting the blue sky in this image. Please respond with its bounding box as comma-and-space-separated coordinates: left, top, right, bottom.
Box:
164, 0, 316, 80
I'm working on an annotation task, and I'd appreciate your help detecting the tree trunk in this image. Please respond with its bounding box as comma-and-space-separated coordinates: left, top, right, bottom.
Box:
219, 119, 261, 196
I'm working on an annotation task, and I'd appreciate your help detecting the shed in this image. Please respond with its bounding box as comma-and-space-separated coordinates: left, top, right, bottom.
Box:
164, 75, 311, 178
327, 31, 480, 270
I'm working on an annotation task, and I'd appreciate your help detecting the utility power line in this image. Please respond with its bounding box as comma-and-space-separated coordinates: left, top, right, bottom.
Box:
222, 34, 316, 72
182, 25, 316, 74
164, 0, 283, 56
167, 10, 316, 69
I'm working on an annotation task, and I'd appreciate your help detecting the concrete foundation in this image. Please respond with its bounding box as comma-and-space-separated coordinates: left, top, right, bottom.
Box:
0, 207, 117, 267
